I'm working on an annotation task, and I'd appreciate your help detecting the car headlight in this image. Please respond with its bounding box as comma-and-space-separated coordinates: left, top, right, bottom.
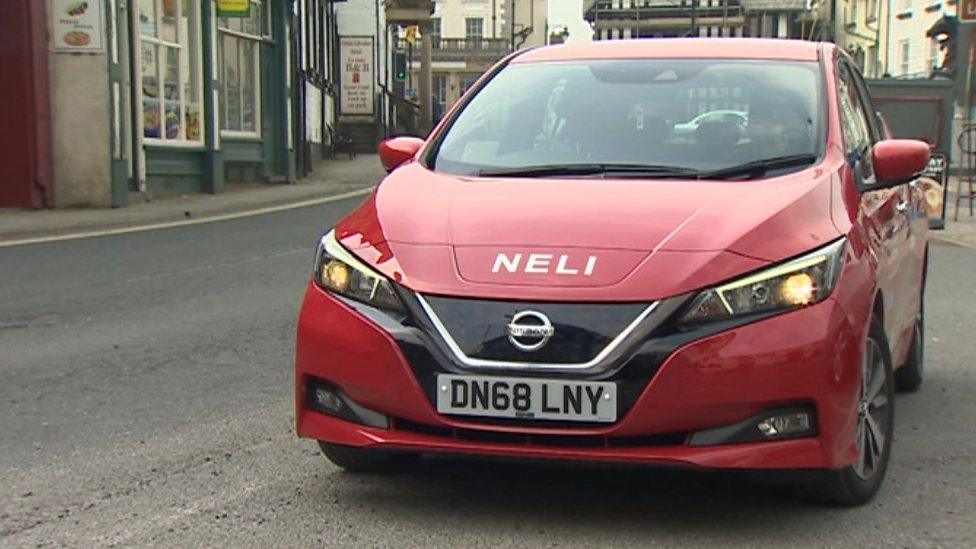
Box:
679, 238, 846, 325
313, 230, 405, 314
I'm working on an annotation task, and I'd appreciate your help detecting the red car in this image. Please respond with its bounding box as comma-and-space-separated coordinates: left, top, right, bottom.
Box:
296, 39, 930, 506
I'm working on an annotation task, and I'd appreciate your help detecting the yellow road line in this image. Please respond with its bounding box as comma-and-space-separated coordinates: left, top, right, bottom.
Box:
0, 187, 374, 249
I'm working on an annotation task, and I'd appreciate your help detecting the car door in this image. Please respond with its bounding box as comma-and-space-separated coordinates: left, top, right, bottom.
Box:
847, 65, 926, 363
835, 60, 910, 354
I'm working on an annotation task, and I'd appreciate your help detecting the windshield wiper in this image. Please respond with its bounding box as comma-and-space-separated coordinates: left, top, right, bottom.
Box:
476, 163, 701, 178
699, 154, 818, 180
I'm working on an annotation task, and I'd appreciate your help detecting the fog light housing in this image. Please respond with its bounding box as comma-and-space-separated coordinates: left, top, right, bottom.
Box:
313, 386, 344, 414
757, 412, 811, 438
689, 405, 816, 446
304, 378, 389, 429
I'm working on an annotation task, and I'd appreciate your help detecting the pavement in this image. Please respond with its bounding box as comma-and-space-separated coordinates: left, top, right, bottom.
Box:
1, 192, 975, 547
936, 212, 976, 249
0, 155, 385, 246
935, 176, 976, 249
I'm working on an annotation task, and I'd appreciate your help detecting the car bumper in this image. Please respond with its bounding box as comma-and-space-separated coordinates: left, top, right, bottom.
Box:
295, 282, 863, 470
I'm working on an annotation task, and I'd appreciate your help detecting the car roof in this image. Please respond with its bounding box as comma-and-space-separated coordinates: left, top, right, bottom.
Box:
512, 38, 824, 64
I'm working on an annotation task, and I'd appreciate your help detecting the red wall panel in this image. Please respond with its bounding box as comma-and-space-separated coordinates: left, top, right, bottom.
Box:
0, 0, 53, 208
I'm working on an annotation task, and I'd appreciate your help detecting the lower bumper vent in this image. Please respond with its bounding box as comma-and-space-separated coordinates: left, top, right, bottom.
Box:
392, 418, 688, 449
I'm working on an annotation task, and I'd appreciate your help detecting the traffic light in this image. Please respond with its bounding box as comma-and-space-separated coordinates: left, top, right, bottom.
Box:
394, 51, 407, 82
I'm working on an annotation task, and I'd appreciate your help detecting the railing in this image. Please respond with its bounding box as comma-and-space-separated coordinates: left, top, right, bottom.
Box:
395, 37, 510, 60
585, 0, 757, 17
381, 86, 423, 137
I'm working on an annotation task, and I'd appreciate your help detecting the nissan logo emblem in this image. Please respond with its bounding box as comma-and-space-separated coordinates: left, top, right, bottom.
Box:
506, 310, 555, 352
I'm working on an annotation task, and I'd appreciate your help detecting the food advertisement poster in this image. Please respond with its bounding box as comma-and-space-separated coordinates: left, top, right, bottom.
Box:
52, 0, 104, 52
340, 37, 375, 116
920, 153, 949, 230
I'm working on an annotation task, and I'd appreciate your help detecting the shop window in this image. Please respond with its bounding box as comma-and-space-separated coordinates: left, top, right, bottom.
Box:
139, 0, 204, 144
219, 0, 269, 136
433, 74, 447, 121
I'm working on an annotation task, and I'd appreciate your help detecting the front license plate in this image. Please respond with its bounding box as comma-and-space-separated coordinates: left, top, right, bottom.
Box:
436, 374, 617, 423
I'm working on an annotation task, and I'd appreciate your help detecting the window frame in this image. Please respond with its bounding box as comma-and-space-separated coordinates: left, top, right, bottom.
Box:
836, 58, 881, 186
465, 17, 484, 40
139, 0, 206, 147
217, 0, 268, 139
928, 38, 940, 72
899, 38, 911, 76
433, 73, 447, 114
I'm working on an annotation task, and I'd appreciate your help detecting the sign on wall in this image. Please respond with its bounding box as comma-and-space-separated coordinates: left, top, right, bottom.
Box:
340, 37, 375, 116
52, 0, 104, 52
921, 153, 950, 230
216, 0, 251, 18
961, 0, 976, 22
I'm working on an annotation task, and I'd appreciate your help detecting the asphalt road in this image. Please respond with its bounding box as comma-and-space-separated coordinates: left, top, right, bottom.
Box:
1, 196, 974, 547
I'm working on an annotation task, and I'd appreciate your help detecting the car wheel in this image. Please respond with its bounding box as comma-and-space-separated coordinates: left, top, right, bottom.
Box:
318, 442, 420, 473
816, 317, 895, 506
895, 301, 924, 392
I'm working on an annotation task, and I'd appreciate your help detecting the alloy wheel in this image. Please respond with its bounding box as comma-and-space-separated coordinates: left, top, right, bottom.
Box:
853, 337, 890, 480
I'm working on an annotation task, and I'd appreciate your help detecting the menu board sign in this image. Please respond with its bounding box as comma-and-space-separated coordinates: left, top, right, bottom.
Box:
52, 0, 104, 52
340, 37, 375, 116
920, 153, 949, 230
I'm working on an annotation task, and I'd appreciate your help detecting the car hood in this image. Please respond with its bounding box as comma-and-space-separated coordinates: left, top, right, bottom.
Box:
335, 162, 841, 301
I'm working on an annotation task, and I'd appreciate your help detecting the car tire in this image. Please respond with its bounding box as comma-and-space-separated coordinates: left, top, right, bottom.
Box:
318, 442, 420, 473
895, 301, 924, 392
814, 316, 895, 507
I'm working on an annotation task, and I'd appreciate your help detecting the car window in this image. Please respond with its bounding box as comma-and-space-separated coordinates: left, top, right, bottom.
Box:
431, 59, 824, 177
837, 63, 874, 158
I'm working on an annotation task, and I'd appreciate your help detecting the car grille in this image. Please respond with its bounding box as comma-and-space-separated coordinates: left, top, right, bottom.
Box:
419, 295, 652, 365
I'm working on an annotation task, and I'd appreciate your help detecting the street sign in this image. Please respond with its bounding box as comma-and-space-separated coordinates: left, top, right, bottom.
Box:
216, 0, 250, 18
961, 0, 976, 22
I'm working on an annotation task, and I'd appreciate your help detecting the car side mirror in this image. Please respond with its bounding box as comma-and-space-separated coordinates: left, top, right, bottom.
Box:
871, 139, 930, 187
378, 136, 425, 172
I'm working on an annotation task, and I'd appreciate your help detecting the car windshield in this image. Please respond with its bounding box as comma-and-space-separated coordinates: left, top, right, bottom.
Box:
430, 59, 824, 178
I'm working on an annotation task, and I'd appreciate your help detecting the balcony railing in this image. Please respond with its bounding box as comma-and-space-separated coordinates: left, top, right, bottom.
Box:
585, 0, 764, 18
396, 37, 511, 61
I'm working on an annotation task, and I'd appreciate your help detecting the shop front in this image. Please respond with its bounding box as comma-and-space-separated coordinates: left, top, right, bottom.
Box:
127, 0, 293, 199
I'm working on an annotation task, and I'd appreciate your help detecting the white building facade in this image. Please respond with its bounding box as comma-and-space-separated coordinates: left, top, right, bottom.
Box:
887, 0, 955, 78
402, 0, 548, 116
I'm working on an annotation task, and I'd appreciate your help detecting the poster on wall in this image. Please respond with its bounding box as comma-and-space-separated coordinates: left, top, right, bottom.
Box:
340, 37, 375, 116
920, 153, 949, 230
52, 0, 104, 52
